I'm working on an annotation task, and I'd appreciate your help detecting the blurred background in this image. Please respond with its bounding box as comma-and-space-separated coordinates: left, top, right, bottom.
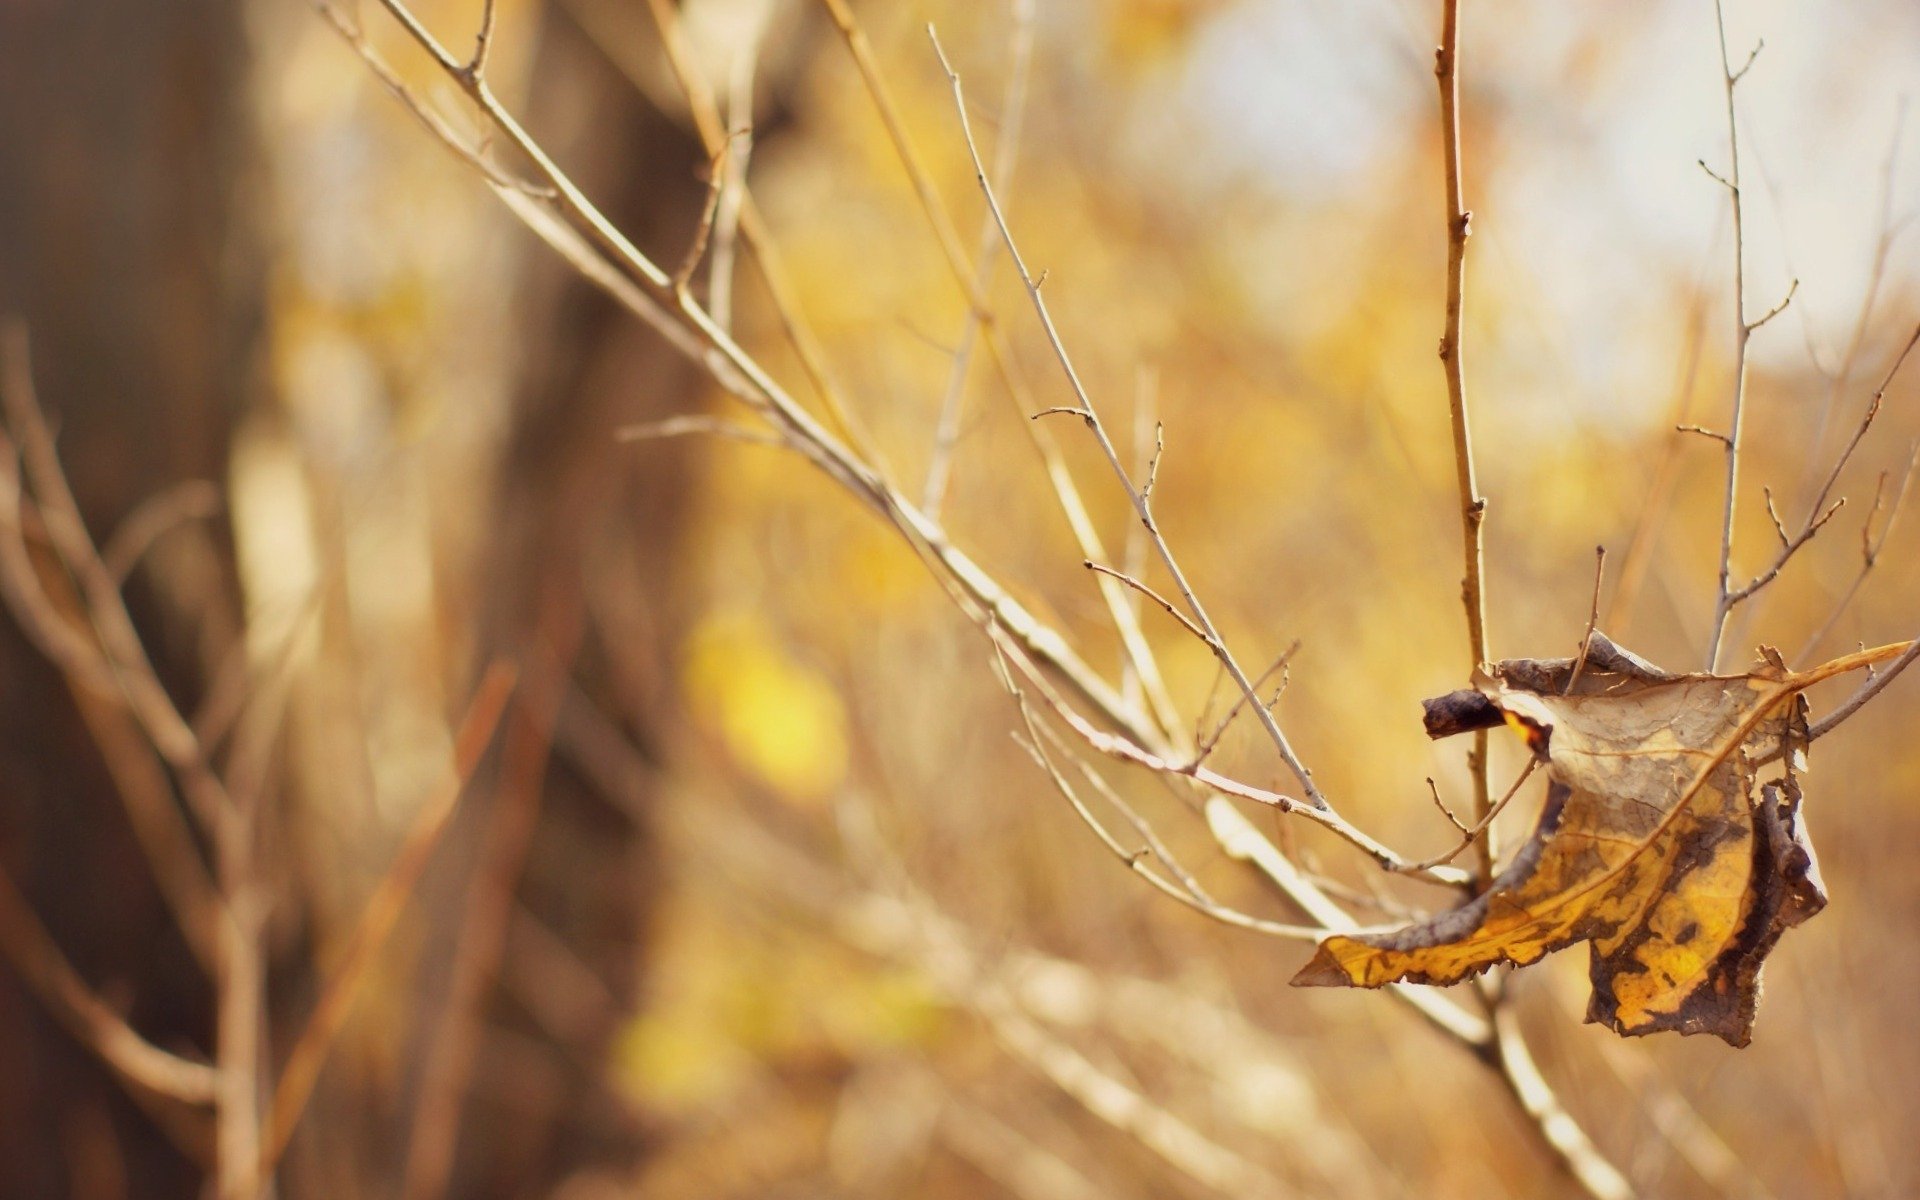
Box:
2, 0, 1918, 1197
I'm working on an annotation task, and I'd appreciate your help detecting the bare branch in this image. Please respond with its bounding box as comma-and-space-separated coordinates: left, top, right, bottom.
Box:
1435, 0, 1496, 884
925, 0, 1035, 519
1798, 442, 1919, 660
1704, 0, 1757, 672
100, 480, 223, 585
1490, 1005, 1634, 1200
670, 145, 733, 295
0, 861, 218, 1107
462, 0, 498, 81
931, 26, 1331, 813
260, 665, 515, 1176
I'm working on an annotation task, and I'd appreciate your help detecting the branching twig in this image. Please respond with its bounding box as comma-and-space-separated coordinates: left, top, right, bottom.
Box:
1702, 0, 1757, 672
932, 28, 1329, 813
815, 0, 1186, 747
1797, 442, 1919, 661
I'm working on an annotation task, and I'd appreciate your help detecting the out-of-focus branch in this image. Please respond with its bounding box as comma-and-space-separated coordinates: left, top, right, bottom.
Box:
0, 862, 219, 1107
924, 0, 1035, 519
402, 638, 570, 1200
260, 664, 515, 1178
0, 326, 267, 1200
1489, 1005, 1633, 1200
0, 326, 236, 834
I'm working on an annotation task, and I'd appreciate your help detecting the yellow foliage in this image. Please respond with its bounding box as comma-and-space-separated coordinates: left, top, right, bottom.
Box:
683, 609, 850, 806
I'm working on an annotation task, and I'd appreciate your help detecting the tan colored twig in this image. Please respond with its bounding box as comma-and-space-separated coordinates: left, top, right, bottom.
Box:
1001, 661, 1322, 942
1390, 761, 1537, 876
618, 414, 788, 450
1566, 546, 1607, 694
0, 465, 225, 971
1702, 6, 1794, 670
1805, 636, 1920, 742
0, 325, 268, 1200
709, 20, 763, 333
1190, 638, 1296, 769
1434, 0, 1496, 886
1120, 369, 1160, 711
931, 29, 1327, 811
984, 593, 1470, 887
1, 326, 236, 834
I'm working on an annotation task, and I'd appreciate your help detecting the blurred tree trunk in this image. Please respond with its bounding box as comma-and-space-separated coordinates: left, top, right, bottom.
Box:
397, 7, 776, 1196
0, 0, 261, 1197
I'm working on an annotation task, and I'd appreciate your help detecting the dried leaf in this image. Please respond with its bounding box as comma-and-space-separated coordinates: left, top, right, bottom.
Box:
1293, 635, 1824, 1047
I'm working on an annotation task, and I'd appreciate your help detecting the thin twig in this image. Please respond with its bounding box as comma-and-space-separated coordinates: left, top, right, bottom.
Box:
1435, 0, 1496, 884
1565, 546, 1607, 694
1806, 635, 1920, 742
1190, 640, 1297, 768
670, 145, 733, 295
815, 0, 1187, 747
1009, 705, 1320, 942
1797, 441, 1919, 661
932, 28, 1329, 812
991, 617, 1470, 887
1703, 0, 1765, 670
100, 480, 223, 585
925, 0, 1035, 518
618, 414, 787, 449
636, 0, 880, 458
465, 0, 499, 78
1392, 761, 1537, 875
1718, 322, 1920, 627
1084, 561, 1208, 645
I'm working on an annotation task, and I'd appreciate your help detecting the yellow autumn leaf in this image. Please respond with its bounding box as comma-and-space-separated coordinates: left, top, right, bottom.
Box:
1295, 635, 1828, 1046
